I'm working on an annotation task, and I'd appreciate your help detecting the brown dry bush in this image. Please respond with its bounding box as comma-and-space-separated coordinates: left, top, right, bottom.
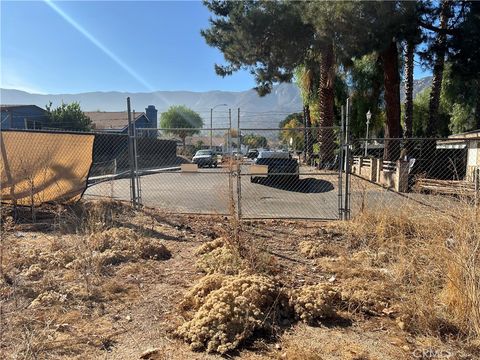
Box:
339, 277, 393, 315
289, 284, 340, 324
194, 237, 225, 256
195, 243, 245, 275
179, 273, 228, 311
299, 240, 337, 259
347, 204, 480, 342
176, 274, 288, 354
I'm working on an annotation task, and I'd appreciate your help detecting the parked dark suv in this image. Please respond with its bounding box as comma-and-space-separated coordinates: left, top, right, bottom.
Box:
192, 150, 218, 168
251, 151, 299, 183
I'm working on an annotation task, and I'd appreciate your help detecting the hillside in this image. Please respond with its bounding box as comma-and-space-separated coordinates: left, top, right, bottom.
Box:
0, 77, 432, 128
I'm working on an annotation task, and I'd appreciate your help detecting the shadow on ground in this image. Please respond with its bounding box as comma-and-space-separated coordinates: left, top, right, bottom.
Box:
254, 177, 334, 193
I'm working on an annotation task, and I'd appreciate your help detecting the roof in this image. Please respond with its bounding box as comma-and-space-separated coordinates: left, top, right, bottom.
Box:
0, 104, 46, 112
448, 129, 480, 139
85, 111, 148, 130
437, 129, 480, 147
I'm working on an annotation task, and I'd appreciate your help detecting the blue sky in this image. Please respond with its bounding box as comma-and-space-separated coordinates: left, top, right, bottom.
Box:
1, 0, 431, 94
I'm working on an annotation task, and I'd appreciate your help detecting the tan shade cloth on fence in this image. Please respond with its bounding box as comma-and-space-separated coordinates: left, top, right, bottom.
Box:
0, 131, 95, 205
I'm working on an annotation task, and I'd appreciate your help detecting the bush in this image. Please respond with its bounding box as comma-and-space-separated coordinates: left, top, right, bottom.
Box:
177, 274, 286, 353
289, 284, 339, 324
196, 246, 244, 275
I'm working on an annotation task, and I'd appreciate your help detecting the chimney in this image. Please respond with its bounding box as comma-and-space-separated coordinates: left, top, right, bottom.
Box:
145, 105, 157, 128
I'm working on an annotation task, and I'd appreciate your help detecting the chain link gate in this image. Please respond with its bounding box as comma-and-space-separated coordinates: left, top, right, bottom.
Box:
86, 100, 352, 219
236, 126, 345, 220
121, 123, 348, 220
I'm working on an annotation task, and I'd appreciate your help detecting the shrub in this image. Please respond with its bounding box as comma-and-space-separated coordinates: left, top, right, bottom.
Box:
194, 238, 225, 256
289, 284, 339, 324
299, 240, 337, 258
196, 246, 244, 275
177, 274, 286, 353
179, 274, 228, 311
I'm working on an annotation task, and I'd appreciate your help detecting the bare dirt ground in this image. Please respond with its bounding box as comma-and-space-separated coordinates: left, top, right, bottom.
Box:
1, 201, 478, 359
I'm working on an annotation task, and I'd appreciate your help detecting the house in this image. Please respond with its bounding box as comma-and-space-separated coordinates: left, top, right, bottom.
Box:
1, 105, 48, 130
438, 129, 480, 181
85, 105, 158, 137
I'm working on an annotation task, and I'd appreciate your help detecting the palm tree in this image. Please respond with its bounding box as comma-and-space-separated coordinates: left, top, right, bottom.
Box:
403, 40, 415, 155
427, 1, 451, 138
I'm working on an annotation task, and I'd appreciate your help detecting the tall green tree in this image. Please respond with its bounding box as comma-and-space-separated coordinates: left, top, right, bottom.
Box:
242, 134, 268, 149
349, 54, 384, 139
340, 1, 421, 160
160, 105, 203, 150
295, 58, 319, 163
279, 113, 304, 151
202, 1, 352, 165
448, 1, 480, 130
402, 1, 424, 155
45, 102, 92, 131
412, 87, 450, 137
202, 1, 313, 95
426, 1, 452, 138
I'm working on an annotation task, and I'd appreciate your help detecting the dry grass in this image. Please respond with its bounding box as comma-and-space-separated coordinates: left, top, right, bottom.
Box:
3, 197, 479, 359
0, 200, 174, 359
346, 203, 480, 342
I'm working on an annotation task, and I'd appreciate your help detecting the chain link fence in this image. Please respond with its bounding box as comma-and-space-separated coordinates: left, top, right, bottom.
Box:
84, 125, 347, 219
3, 105, 478, 220
348, 136, 480, 217
82, 125, 480, 220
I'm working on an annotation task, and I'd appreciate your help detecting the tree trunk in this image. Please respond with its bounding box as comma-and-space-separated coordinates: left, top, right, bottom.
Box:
423, 1, 450, 175
404, 40, 415, 157
303, 104, 313, 164
318, 41, 335, 167
380, 41, 401, 161
427, 1, 450, 137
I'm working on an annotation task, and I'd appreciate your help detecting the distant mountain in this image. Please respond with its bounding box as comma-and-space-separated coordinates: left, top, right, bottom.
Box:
0, 84, 302, 129
400, 76, 433, 101
0, 76, 433, 128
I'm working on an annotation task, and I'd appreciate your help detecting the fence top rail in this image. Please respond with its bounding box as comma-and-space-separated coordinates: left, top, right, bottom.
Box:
240, 126, 341, 131
0, 128, 106, 136
354, 136, 479, 142
136, 127, 232, 131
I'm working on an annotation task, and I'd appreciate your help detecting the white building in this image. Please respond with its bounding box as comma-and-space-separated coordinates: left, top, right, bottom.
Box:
442, 130, 480, 181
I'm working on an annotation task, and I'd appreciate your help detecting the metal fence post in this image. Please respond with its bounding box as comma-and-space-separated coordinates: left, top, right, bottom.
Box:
133, 122, 142, 205
475, 166, 480, 209
338, 105, 345, 219
344, 98, 351, 220
237, 108, 242, 220
228, 109, 233, 216
127, 97, 137, 208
